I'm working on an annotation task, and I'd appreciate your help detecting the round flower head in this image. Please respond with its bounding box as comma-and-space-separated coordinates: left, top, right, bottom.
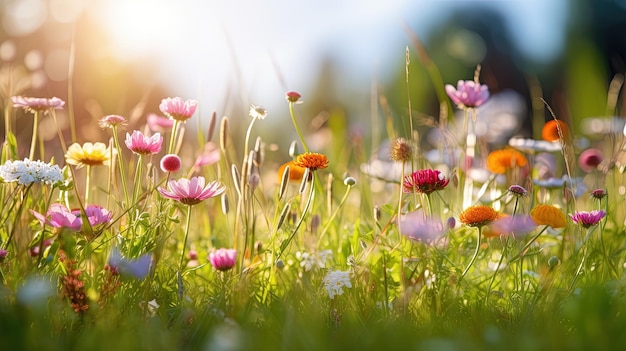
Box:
158, 176, 226, 206
508, 185, 528, 197
277, 160, 306, 183
459, 205, 498, 228
125, 130, 163, 155
285, 91, 302, 103
65, 142, 112, 168
578, 148, 603, 173
323, 270, 352, 299
294, 152, 329, 171
590, 189, 607, 200
98, 114, 127, 129
486, 148, 528, 174
159, 97, 198, 122
11, 96, 65, 113
403, 169, 449, 195
160, 154, 182, 173
569, 210, 606, 228
530, 204, 567, 229
445, 80, 490, 109
542, 120, 568, 142
209, 248, 237, 271
390, 137, 412, 162
249, 104, 267, 120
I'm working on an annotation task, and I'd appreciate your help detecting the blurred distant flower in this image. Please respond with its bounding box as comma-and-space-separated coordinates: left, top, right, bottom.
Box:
508, 185, 528, 197
569, 210, 606, 228
11, 95, 64, 113
486, 148, 528, 174
0, 249, 7, 262
30, 203, 82, 231
360, 159, 403, 182
403, 169, 449, 195
65, 142, 112, 168
298, 250, 332, 272
98, 114, 127, 129
160, 154, 182, 173
125, 130, 163, 156
488, 214, 537, 239
542, 120, 568, 142
108, 247, 153, 279
530, 204, 567, 229
159, 97, 198, 122
459, 205, 498, 228
323, 270, 352, 299
390, 137, 412, 162
72, 204, 112, 228
249, 104, 267, 120
445, 80, 490, 109
285, 91, 302, 103
158, 176, 226, 206
590, 189, 607, 200
0, 158, 63, 185
399, 210, 444, 243
147, 113, 175, 132
508, 137, 561, 153
578, 148, 603, 173
294, 152, 328, 171
533, 176, 566, 189
278, 160, 306, 184
193, 142, 220, 168
209, 248, 237, 271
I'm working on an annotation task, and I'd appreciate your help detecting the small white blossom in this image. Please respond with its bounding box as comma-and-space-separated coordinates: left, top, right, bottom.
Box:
298, 249, 332, 272
249, 104, 267, 120
0, 159, 64, 185
323, 270, 352, 299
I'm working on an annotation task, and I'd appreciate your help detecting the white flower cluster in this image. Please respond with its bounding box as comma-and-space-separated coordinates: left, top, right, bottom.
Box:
299, 249, 332, 272
323, 270, 352, 299
0, 159, 64, 185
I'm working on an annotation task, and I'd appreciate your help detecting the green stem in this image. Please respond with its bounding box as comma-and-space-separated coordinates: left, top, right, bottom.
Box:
3, 184, 32, 250
510, 225, 549, 263
288, 102, 309, 153
178, 205, 193, 301
317, 184, 353, 246
111, 126, 130, 209
485, 237, 508, 303
460, 226, 482, 281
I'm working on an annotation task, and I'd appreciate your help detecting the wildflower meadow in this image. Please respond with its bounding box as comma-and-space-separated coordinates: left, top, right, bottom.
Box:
2, 39, 626, 351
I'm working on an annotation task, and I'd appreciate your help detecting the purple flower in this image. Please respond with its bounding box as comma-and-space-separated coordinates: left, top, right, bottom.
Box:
30, 203, 82, 231
108, 247, 152, 279
578, 148, 603, 173
158, 176, 226, 206
489, 215, 537, 239
209, 248, 237, 271
159, 97, 198, 122
0, 249, 7, 262
125, 130, 163, 155
399, 210, 445, 244
445, 80, 490, 109
11, 96, 65, 113
569, 210, 606, 228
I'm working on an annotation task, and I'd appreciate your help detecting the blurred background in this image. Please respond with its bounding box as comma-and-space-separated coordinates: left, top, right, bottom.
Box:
1, 0, 624, 163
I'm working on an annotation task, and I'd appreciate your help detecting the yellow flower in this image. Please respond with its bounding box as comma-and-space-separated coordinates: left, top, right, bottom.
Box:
294, 152, 329, 171
65, 142, 112, 168
459, 205, 498, 228
530, 204, 567, 229
486, 148, 528, 174
277, 160, 306, 183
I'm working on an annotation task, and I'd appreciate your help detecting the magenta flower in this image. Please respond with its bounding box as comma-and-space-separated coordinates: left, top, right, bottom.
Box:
159, 97, 198, 122
399, 210, 444, 244
578, 148, 603, 173
125, 130, 163, 155
30, 203, 82, 231
11, 96, 65, 113
146, 113, 175, 132
285, 91, 302, 103
445, 80, 490, 109
569, 210, 606, 228
158, 176, 226, 206
72, 205, 112, 227
403, 169, 449, 194
209, 248, 237, 271
160, 154, 182, 173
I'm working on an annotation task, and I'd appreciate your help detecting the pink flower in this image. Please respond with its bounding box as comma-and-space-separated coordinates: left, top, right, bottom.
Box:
399, 210, 444, 244
445, 80, 490, 109
158, 176, 226, 206
146, 113, 175, 132
160, 154, 182, 173
578, 148, 603, 173
159, 97, 198, 122
30, 203, 82, 231
72, 205, 112, 227
285, 91, 302, 103
488, 215, 537, 239
11, 96, 65, 113
125, 130, 163, 155
99, 114, 127, 129
209, 248, 237, 271
569, 210, 606, 228
193, 142, 220, 168
403, 169, 449, 195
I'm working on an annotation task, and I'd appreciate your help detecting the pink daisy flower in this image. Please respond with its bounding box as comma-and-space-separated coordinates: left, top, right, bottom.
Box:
125, 130, 163, 155
159, 97, 198, 122
209, 248, 237, 271
158, 176, 226, 206
569, 210, 606, 228
72, 205, 112, 227
11, 96, 65, 113
30, 203, 82, 231
403, 169, 449, 195
445, 80, 490, 109
147, 113, 175, 132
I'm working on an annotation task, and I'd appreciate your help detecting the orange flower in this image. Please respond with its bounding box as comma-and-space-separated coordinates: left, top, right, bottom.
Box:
486, 149, 528, 174
293, 152, 329, 171
459, 205, 498, 228
277, 160, 306, 183
530, 204, 567, 229
542, 120, 568, 142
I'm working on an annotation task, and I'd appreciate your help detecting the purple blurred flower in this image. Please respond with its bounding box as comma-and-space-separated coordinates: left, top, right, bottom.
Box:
445, 80, 490, 109
30, 203, 82, 231
489, 215, 537, 239
578, 148, 603, 173
399, 210, 445, 244
108, 247, 152, 279
125, 130, 163, 155
159, 97, 198, 122
209, 248, 237, 271
569, 210, 606, 228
